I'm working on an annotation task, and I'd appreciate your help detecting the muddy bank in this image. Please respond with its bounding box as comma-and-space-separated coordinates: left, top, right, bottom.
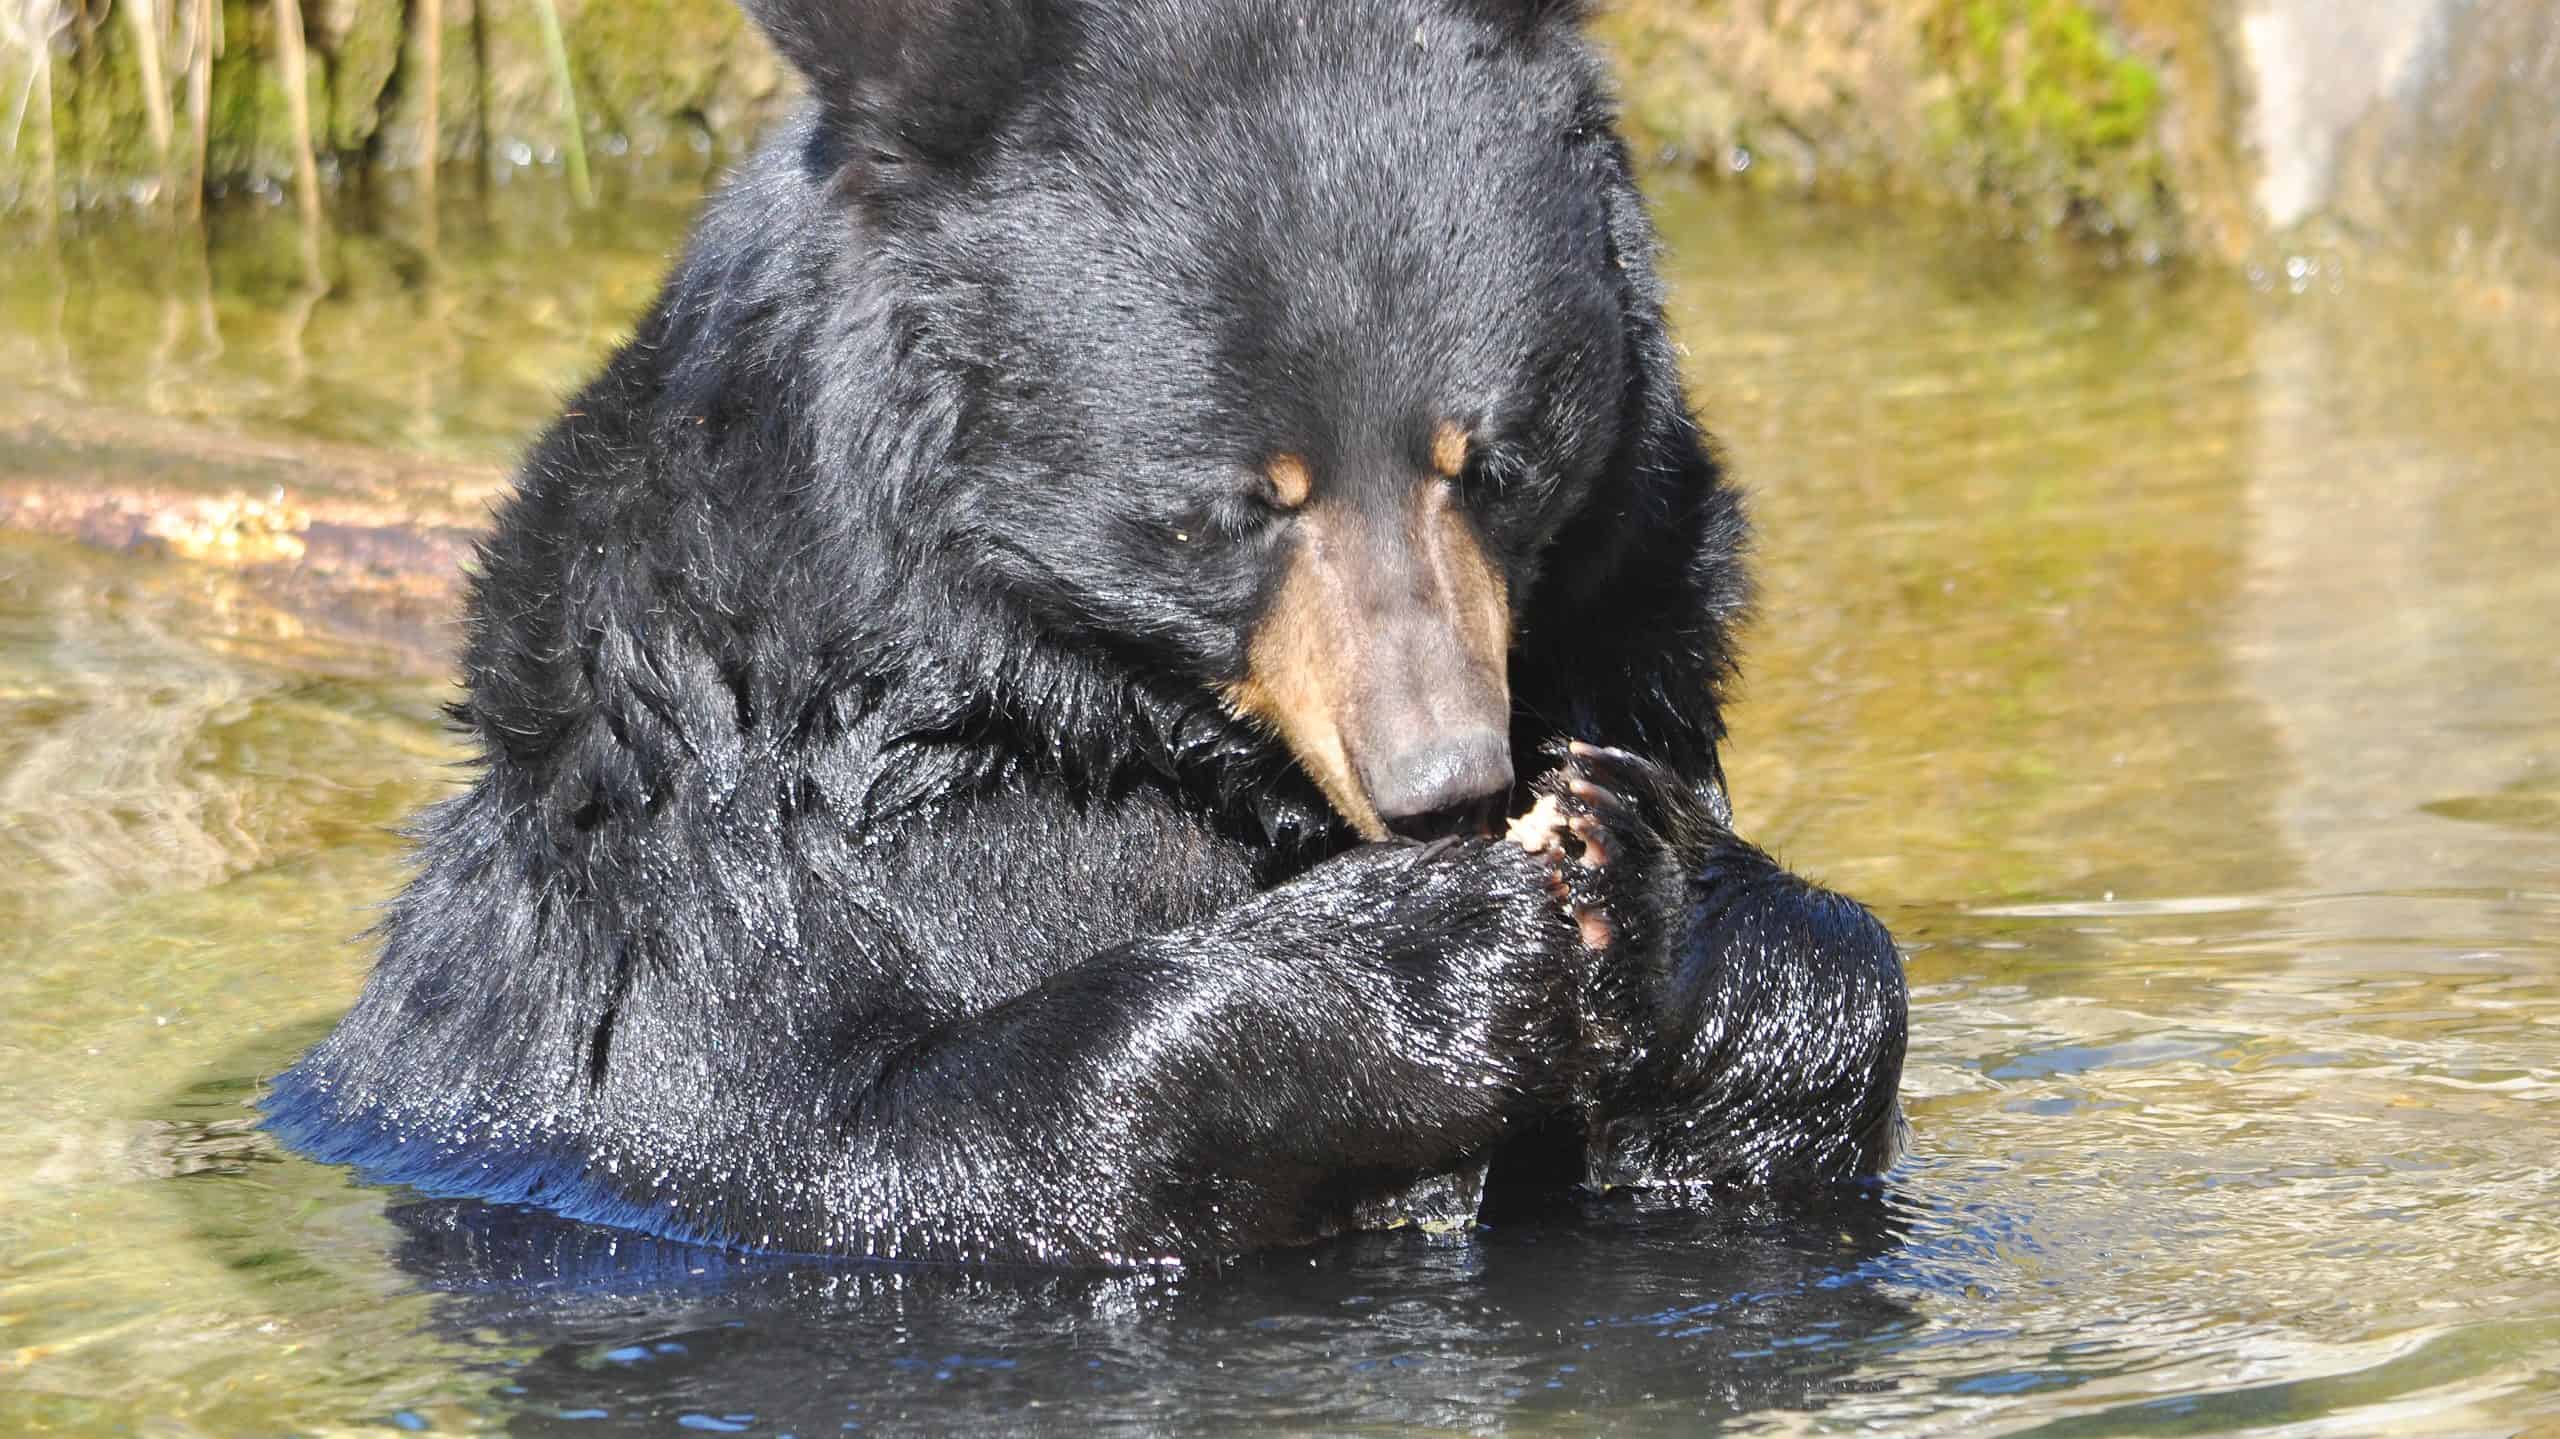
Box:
6, 1, 2559, 281
1603, 0, 2248, 260
1609, 0, 2560, 289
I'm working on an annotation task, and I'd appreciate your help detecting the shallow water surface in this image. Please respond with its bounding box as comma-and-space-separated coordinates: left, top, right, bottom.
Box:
2, 182, 2557, 1434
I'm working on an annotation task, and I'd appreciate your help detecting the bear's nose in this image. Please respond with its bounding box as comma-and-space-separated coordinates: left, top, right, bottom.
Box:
1368, 729, 1514, 841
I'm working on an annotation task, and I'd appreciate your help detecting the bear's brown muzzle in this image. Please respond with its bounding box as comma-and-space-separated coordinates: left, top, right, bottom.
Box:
1225, 472, 1513, 840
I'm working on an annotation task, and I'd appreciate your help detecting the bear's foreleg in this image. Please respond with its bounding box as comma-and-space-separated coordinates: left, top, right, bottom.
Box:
825, 838, 1594, 1261
1519, 744, 1909, 1194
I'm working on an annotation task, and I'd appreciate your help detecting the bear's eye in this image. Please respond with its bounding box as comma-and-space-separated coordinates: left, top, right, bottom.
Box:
1169, 474, 1291, 548
1446, 435, 1542, 511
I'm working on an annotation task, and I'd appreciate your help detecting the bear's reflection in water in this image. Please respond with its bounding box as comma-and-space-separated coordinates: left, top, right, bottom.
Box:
388, 1189, 1916, 1432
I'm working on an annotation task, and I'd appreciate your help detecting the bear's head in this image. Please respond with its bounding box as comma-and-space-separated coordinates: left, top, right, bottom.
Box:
745, 0, 1655, 840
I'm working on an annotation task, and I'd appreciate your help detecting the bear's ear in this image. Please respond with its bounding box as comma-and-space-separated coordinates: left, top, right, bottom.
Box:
738, 0, 1043, 171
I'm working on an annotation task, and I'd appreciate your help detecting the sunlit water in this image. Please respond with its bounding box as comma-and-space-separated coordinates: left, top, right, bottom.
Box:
3, 173, 2557, 1435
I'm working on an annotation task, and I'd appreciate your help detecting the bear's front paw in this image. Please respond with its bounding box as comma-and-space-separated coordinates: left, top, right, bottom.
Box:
1504, 744, 1684, 958
1505, 744, 1688, 1084
1545, 740, 1732, 860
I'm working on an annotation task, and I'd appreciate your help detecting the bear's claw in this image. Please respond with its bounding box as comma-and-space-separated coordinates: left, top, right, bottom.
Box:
1507, 750, 1671, 955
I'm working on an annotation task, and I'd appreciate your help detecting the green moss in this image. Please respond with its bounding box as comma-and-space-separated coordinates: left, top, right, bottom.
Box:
1928, 0, 2172, 235
202, 0, 305, 184
17, 10, 173, 198
1954, 0, 2162, 158
565, 0, 784, 154
318, 0, 407, 155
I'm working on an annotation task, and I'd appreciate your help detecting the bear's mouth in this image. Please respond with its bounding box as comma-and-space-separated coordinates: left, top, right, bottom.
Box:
1383, 793, 1508, 844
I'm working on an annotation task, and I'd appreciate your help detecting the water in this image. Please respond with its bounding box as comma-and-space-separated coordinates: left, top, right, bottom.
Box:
3, 175, 2557, 1434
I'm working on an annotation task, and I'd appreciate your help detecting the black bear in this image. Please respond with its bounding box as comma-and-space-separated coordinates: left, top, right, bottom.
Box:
264, 0, 1907, 1265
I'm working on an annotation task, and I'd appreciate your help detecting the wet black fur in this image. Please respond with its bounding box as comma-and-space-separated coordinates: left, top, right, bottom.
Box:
263, 0, 1907, 1264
